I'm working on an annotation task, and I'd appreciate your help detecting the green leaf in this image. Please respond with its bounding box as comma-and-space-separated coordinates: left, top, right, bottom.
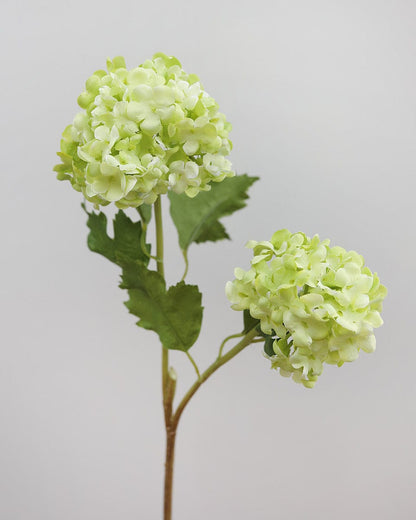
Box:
242, 309, 260, 334
194, 221, 229, 243
264, 336, 276, 357
243, 309, 278, 356
137, 204, 152, 225
85, 208, 150, 266
122, 263, 203, 351
84, 206, 203, 351
168, 174, 258, 252
85, 211, 116, 263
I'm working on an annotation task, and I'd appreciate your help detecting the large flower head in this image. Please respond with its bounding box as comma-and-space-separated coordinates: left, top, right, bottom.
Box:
226, 230, 387, 388
54, 54, 234, 208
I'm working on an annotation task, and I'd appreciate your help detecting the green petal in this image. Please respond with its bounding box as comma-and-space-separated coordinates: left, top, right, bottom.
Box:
140, 113, 162, 135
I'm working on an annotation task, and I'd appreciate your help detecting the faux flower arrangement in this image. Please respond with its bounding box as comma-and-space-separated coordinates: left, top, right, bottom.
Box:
54, 53, 386, 519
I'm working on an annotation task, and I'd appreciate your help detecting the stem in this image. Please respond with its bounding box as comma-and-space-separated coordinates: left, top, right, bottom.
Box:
172, 327, 259, 431
163, 370, 177, 520
155, 196, 170, 426
154, 195, 260, 518
164, 427, 177, 520
154, 196, 165, 278
164, 327, 259, 519
165, 368, 177, 421
186, 351, 201, 379
180, 249, 189, 282
139, 221, 159, 261
155, 196, 177, 520
218, 332, 245, 359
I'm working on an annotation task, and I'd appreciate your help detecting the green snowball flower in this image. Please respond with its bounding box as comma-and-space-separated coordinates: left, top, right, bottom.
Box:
226, 230, 387, 388
54, 54, 234, 208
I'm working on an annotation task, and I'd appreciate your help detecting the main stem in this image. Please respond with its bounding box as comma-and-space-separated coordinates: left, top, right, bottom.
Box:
154, 196, 260, 519
163, 327, 258, 520
155, 197, 169, 420
163, 422, 176, 520
155, 196, 176, 520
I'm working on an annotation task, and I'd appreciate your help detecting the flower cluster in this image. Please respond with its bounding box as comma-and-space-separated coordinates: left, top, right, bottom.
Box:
226, 230, 386, 388
54, 54, 234, 208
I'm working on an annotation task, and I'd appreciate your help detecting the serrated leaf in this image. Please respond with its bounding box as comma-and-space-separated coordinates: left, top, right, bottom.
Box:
168, 174, 258, 252
194, 221, 229, 243
86, 211, 116, 262
84, 206, 203, 351
122, 263, 203, 351
85, 209, 150, 267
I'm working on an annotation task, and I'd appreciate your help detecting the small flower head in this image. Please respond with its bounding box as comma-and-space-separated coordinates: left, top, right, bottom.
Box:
54, 54, 234, 208
226, 230, 387, 388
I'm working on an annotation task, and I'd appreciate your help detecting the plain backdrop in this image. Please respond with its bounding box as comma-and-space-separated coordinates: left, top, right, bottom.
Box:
1, 0, 415, 518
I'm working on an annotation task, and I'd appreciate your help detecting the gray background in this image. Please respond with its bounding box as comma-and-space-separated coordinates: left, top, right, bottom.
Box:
1, 0, 415, 518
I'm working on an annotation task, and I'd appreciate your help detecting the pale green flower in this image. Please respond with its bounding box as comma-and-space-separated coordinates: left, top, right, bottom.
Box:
226, 230, 387, 388
54, 54, 234, 208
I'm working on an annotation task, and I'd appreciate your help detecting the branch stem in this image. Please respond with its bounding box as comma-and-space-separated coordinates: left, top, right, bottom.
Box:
218, 332, 245, 358
172, 327, 259, 431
